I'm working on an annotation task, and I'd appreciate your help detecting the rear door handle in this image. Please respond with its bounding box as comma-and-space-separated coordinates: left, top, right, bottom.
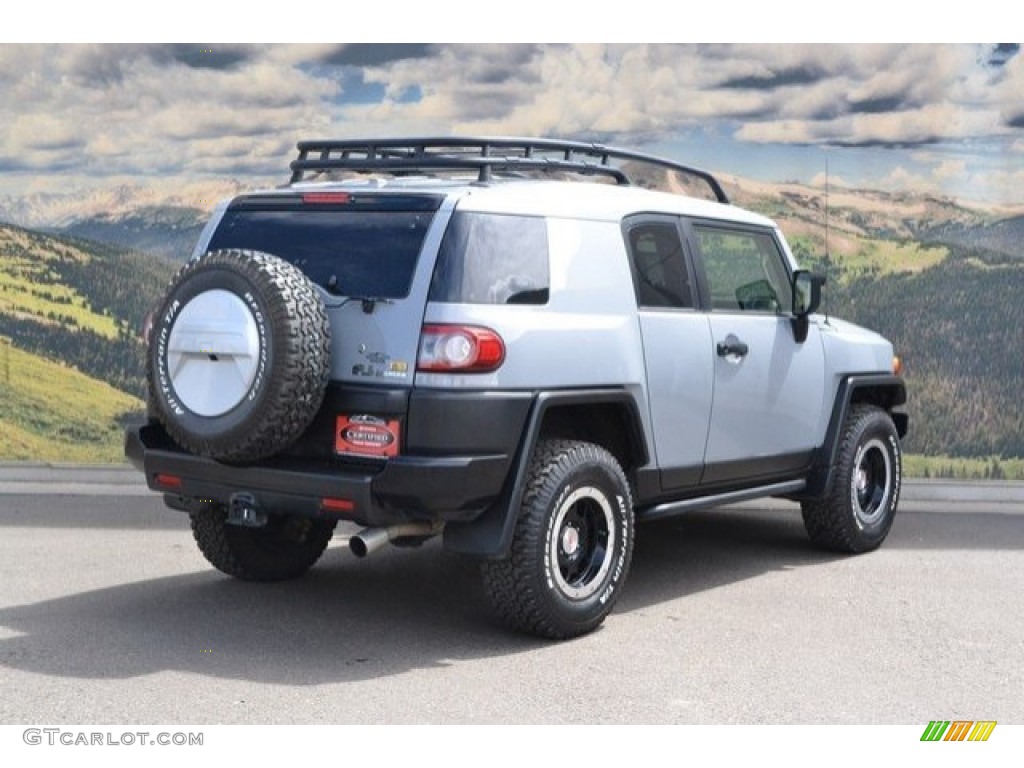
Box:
716, 335, 749, 358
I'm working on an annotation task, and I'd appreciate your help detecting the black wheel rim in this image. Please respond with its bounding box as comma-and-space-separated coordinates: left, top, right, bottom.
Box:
852, 438, 892, 526
549, 487, 616, 600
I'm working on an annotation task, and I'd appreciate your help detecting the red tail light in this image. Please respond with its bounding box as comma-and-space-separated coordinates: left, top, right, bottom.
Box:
302, 192, 352, 204
417, 324, 505, 373
154, 473, 183, 490
320, 497, 356, 514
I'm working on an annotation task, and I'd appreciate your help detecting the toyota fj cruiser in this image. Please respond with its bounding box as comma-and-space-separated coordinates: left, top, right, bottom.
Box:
125, 137, 908, 639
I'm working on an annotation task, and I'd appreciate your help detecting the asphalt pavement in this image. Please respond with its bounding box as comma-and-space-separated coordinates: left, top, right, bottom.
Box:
1, 465, 1022, 724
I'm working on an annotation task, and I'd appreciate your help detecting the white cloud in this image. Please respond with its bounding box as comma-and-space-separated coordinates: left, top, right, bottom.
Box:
878, 166, 932, 194
809, 172, 852, 189
8, 114, 81, 151
0, 43, 1021, 204
0, 44, 336, 185
338, 43, 1023, 150
933, 159, 968, 181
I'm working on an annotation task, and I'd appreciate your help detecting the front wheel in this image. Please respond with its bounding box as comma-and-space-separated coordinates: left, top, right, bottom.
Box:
802, 405, 902, 553
482, 440, 634, 640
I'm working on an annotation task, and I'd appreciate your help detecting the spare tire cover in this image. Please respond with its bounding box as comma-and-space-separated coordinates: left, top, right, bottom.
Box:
147, 249, 330, 462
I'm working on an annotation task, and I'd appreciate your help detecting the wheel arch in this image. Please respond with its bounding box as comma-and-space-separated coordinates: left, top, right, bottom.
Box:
802, 373, 908, 499
442, 389, 648, 558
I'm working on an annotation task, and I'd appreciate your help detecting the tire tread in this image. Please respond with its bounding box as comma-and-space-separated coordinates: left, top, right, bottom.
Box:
482, 439, 633, 640
802, 404, 901, 553
190, 506, 335, 582
147, 249, 330, 462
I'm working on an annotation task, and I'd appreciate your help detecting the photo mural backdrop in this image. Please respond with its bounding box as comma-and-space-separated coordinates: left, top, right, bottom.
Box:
0, 44, 1021, 473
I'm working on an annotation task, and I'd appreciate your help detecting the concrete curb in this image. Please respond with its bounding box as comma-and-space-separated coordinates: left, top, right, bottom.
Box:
899, 479, 1024, 503
0, 462, 141, 486
1, 462, 1023, 502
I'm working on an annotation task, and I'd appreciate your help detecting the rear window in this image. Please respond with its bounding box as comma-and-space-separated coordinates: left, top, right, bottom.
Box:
429, 212, 549, 305
207, 197, 438, 299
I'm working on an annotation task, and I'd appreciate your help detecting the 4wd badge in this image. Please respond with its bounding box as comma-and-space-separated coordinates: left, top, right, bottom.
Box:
335, 414, 400, 457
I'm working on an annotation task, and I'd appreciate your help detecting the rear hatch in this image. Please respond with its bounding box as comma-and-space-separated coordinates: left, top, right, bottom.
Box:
205, 190, 449, 387
203, 190, 451, 461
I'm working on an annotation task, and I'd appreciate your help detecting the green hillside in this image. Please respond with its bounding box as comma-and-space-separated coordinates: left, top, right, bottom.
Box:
0, 224, 176, 461
0, 224, 176, 399
0, 226, 122, 337
0, 340, 141, 462
828, 247, 1024, 458
1, 184, 1022, 467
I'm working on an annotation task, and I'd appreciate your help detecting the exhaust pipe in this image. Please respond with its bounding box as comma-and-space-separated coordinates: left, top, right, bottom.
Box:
349, 522, 443, 558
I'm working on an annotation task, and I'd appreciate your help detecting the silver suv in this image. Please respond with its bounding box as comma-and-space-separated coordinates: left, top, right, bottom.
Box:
126, 138, 908, 639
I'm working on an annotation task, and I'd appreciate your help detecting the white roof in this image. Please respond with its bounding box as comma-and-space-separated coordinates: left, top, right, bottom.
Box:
455, 179, 774, 226
283, 176, 777, 228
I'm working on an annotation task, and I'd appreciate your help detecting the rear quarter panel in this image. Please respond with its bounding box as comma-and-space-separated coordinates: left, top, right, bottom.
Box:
418, 217, 647, 392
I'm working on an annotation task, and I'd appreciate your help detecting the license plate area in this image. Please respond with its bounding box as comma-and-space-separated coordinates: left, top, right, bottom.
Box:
335, 414, 400, 457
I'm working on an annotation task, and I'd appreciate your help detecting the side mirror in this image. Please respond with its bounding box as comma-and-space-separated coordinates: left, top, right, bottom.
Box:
792, 270, 826, 317
791, 270, 826, 344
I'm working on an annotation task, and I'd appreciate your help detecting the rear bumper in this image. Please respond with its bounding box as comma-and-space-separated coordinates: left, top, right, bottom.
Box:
125, 423, 512, 527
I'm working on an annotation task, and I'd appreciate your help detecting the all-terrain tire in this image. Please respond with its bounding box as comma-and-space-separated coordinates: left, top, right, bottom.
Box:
801, 404, 902, 553
191, 505, 336, 582
481, 440, 634, 640
147, 249, 330, 462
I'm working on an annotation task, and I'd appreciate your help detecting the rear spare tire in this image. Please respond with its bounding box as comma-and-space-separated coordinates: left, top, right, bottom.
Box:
147, 249, 330, 462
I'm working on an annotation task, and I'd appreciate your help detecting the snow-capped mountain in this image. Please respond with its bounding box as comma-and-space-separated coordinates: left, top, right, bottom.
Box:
0, 180, 250, 229
0, 180, 255, 260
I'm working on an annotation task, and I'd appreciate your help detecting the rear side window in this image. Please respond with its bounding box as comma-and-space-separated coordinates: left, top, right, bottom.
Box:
625, 220, 694, 309
207, 203, 435, 299
430, 212, 549, 305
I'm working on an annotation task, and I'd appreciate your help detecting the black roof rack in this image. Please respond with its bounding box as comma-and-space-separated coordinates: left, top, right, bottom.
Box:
288, 137, 729, 204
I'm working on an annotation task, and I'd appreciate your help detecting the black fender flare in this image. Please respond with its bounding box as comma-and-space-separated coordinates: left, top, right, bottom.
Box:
801, 374, 908, 499
442, 389, 648, 558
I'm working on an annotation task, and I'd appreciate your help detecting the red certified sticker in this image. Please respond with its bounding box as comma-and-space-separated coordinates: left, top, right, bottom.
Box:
335, 415, 400, 457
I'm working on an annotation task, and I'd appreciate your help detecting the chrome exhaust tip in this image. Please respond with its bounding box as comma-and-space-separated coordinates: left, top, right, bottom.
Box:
348, 522, 443, 558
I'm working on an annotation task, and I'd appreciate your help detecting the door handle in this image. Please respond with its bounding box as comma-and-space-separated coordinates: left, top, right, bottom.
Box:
716, 335, 749, 358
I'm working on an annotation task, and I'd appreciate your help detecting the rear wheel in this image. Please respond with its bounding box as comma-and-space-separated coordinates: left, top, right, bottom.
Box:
802, 405, 902, 553
482, 440, 634, 639
191, 505, 336, 581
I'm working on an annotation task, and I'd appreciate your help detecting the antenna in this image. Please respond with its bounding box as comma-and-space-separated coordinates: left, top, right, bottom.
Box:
822, 154, 831, 324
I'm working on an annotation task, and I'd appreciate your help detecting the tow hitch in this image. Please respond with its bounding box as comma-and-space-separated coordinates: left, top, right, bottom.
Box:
227, 493, 268, 527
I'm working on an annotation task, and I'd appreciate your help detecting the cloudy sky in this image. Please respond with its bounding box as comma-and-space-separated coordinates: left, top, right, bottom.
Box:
1, 42, 1022, 205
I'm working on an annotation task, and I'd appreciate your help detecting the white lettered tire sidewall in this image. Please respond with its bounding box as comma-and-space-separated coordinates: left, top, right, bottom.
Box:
481, 440, 635, 639
147, 249, 330, 463
801, 405, 902, 554
541, 470, 631, 617
848, 425, 901, 546
152, 265, 272, 441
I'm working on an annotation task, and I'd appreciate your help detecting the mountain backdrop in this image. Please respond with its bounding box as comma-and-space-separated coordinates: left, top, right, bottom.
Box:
0, 178, 1021, 469
0, 223, 176, 461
